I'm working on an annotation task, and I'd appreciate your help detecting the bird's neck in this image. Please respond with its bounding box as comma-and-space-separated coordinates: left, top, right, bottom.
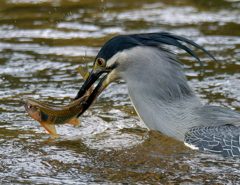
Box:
127, 83, 203, 141
120, 47, 203, 140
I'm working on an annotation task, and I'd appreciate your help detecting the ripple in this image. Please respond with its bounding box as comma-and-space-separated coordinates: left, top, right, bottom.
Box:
0, 42, 98, 57
0, 0, 240, 184
7, 0, 59, 3
57, 22, 99, 31
0, 29, 105, 39
114, 5, 240, 25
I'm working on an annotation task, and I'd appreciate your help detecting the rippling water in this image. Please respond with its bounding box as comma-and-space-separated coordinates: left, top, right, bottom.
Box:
0, 0, 240, 184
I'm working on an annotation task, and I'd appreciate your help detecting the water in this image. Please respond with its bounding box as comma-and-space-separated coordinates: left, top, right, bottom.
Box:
0, 0, 240, 184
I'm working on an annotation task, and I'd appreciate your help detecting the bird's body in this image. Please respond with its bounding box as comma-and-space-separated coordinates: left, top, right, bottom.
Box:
115, 46, 240, 141
75, 32, 240, 157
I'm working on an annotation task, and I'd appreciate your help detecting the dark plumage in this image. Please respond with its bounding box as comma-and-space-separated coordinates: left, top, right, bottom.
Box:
96, 33, 218, 70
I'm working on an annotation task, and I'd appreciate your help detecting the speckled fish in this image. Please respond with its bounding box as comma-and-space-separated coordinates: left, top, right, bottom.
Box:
22, 65, 92, 138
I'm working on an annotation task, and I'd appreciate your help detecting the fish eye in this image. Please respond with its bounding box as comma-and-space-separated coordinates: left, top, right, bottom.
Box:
97, 58, 105, 67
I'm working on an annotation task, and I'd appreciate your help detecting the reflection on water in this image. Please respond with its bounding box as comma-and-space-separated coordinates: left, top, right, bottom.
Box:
0, 0, 240, 184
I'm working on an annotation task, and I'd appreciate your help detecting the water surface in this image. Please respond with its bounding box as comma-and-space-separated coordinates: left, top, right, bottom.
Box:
0, 0, 240, 184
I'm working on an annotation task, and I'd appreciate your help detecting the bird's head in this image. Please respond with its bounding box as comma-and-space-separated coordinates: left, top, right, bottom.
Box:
74, 35, 135, 110
74, 33, 218, 116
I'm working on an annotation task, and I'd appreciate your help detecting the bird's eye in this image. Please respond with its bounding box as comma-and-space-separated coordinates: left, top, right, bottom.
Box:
28, 105, 33, 109
97, 58, 105, 67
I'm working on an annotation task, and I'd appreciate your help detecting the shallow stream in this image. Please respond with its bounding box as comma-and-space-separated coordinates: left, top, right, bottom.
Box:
0, 0, 240, 184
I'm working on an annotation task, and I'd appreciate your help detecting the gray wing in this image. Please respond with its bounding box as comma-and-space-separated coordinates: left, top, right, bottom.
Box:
184, 125, 240, 157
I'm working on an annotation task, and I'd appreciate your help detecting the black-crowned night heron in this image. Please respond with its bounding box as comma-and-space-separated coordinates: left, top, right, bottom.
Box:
75, 33, 240, 157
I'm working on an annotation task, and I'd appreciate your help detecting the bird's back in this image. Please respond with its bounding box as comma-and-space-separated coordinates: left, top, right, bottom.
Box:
199, 105, 240, 126
184, 105, 240, 157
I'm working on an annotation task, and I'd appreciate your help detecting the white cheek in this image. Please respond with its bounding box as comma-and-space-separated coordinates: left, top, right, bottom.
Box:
106, 51, 127, 68
106, 69, 119, 83
106, 55, 119, 68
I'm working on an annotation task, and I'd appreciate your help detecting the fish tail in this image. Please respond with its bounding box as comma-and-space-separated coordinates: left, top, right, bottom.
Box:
78, 65, 89, 81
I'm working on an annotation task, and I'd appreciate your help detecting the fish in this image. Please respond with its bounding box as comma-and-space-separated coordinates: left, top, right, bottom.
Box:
22, 65, 92, 138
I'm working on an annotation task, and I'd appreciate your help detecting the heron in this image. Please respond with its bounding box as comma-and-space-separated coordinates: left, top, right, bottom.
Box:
75, 32, 240, 157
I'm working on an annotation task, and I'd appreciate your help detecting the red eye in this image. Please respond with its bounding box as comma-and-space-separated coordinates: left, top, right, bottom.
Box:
97, 58, 105, 67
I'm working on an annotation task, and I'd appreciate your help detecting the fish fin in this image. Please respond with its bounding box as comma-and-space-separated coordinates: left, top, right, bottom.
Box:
68, 117, 80, 126
87, 84, 94, 94
78, 65, 89, 81
78, 65, 93, 96
72, 96, 87, 103
39, 121, 58, 138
